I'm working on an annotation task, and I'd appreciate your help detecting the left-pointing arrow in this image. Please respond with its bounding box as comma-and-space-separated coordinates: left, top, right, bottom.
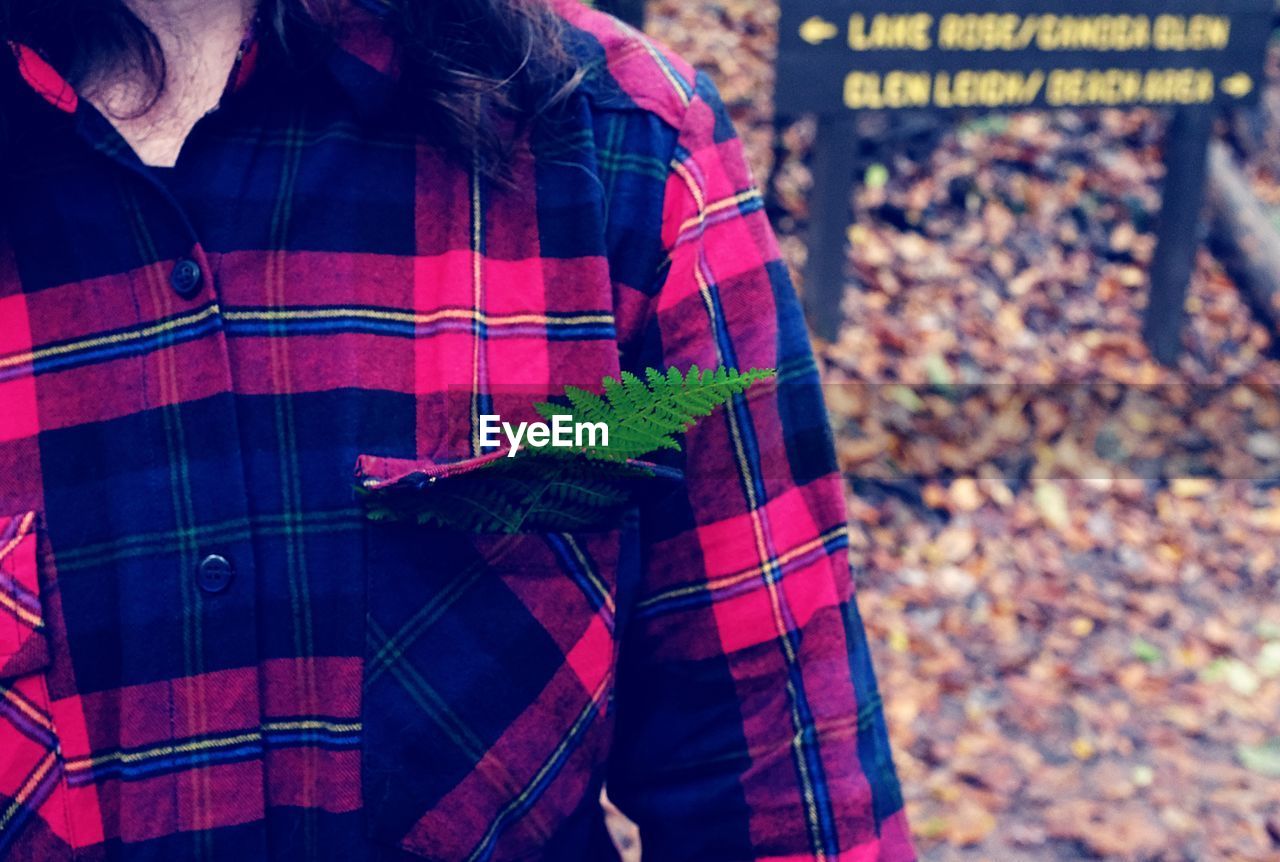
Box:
800, 15, 839, 45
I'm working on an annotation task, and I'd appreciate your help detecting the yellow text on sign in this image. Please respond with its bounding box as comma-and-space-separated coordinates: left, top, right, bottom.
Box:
843, 67, 1222, 109
847, 14, 933, 51
899, 13, 1235, 52
843, 72, 934, 108
843, 70, 1045, 109
933, 70, 1045, 108
938, 14, 1151, 51
1047, 68, 1215, 105
1152, 15, 1230, 50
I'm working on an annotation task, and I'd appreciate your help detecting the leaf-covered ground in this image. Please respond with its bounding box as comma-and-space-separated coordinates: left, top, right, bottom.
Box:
647, 3, 1280, 859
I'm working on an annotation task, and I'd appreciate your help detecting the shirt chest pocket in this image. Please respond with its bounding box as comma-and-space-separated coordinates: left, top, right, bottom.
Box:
354, 453, 655, 860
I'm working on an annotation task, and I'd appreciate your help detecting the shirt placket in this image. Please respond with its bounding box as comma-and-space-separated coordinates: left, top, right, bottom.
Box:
69, 104, 271, 848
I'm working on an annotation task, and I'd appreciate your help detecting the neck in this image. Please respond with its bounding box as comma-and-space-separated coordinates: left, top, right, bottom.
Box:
127, 0, 257, 45
86, 0, 258, 166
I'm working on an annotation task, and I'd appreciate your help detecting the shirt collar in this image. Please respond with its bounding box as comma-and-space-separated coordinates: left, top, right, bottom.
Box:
7, 42, 78, 115
322, 0, 401, 120
6, 0, 400, 120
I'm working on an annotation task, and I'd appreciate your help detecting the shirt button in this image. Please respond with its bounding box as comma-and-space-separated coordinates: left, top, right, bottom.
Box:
170, 258, 203, 297
197, 554, 234, 594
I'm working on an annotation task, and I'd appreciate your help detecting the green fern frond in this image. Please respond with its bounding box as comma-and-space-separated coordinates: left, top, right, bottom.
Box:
360, 366, 774, 532
532, 364, 775, 462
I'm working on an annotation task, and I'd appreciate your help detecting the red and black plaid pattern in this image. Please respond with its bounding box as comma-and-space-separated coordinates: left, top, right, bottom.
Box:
0, 1, 913, 858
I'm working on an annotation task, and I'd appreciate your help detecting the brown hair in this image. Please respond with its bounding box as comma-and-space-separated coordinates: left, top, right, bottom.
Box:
1, 0, 585, 178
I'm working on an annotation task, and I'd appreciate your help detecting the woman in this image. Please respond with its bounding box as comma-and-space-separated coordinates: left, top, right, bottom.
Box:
0, 0, 913, 858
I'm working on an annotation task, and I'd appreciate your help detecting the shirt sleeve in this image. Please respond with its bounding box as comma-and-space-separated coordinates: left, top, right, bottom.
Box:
604, 71, 915, 861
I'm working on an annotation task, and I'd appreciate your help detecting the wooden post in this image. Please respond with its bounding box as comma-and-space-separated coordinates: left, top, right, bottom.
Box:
600, 0, 645, 28
803, 116, 859, 343
1206, 139, 1280, 331
1143, 108, 1214, 366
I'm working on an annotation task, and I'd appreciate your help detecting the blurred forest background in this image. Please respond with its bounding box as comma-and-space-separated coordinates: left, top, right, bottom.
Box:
640, 1, 1280, 859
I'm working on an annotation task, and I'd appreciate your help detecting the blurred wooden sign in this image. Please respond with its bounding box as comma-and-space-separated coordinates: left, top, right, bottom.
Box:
777, 2, 1273, 114
782, 1, 1275, 363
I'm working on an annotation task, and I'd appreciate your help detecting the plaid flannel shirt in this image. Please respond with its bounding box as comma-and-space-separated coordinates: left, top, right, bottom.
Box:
0, 1, 912, 859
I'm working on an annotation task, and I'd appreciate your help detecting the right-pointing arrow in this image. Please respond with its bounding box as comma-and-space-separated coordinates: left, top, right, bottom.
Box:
1222, 73, 1254, 98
